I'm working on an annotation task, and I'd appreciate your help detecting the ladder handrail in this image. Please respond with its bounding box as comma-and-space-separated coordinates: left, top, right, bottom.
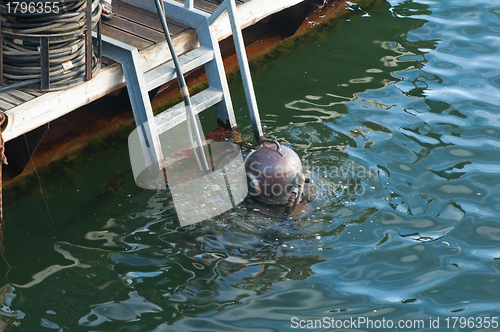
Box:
225, 0, 263, 142
207, 0, 263, 141
208, 0, 227, 25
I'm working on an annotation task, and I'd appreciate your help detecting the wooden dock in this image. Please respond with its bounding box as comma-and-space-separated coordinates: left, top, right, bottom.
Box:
0, 0, 302, 143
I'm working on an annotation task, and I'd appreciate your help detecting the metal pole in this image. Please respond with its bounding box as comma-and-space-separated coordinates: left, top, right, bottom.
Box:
40, 37, 50, 90
154, 0, 210, 174
226, 0, 263, 143
85, 0, 92, 81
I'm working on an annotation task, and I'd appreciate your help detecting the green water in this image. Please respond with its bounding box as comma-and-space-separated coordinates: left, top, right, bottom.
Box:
3, 0, 500, 331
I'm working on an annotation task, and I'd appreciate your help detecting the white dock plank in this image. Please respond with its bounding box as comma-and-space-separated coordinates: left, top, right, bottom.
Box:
0, 92, 22, 106
8, 89, 35, 102
0, 99, 15, 111
212, 0, 303, 40
2, 63, 125, 142
27, 90, 43, 97
125, 0, 303, 40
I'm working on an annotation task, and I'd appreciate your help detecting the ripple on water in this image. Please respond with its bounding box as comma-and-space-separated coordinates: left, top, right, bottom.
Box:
3, 0, 500, 330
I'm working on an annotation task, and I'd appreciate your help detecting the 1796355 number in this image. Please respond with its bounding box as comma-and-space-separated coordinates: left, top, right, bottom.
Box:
6, 2, 60, 14
445, 317, 498, 329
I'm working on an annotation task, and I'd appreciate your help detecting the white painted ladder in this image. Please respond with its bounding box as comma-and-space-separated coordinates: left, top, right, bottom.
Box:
101, 0, 263, 172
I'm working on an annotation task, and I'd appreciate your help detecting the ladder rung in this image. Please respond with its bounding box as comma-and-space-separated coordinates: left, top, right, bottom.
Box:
144, 46, 214, 91
155, 87, 223, 135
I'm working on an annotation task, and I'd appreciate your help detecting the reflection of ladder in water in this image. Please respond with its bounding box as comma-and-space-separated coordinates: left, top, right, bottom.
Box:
101, 0, 263, 171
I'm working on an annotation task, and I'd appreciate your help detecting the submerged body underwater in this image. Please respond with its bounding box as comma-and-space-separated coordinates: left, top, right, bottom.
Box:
3, 0, 500, 330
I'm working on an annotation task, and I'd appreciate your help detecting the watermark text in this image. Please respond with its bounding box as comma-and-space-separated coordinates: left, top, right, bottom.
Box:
290, 316, 499, 329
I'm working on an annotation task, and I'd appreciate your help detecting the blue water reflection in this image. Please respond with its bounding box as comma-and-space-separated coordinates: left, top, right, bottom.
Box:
2, 0, 500, 331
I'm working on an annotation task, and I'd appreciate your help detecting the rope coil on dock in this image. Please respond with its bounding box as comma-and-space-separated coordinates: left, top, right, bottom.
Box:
0, 0, 102, 91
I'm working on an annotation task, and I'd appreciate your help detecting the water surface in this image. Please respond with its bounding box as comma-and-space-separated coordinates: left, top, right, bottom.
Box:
2, 0, 500, 331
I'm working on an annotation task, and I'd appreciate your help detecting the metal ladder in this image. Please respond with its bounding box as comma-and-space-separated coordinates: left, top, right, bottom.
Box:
100, 0, 263, 172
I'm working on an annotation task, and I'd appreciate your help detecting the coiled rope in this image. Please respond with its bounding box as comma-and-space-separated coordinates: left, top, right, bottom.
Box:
0, 0, 101, 91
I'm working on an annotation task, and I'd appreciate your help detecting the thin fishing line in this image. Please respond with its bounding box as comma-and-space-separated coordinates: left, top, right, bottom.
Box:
0, 231, 12, 281
23, 134, 55, 238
